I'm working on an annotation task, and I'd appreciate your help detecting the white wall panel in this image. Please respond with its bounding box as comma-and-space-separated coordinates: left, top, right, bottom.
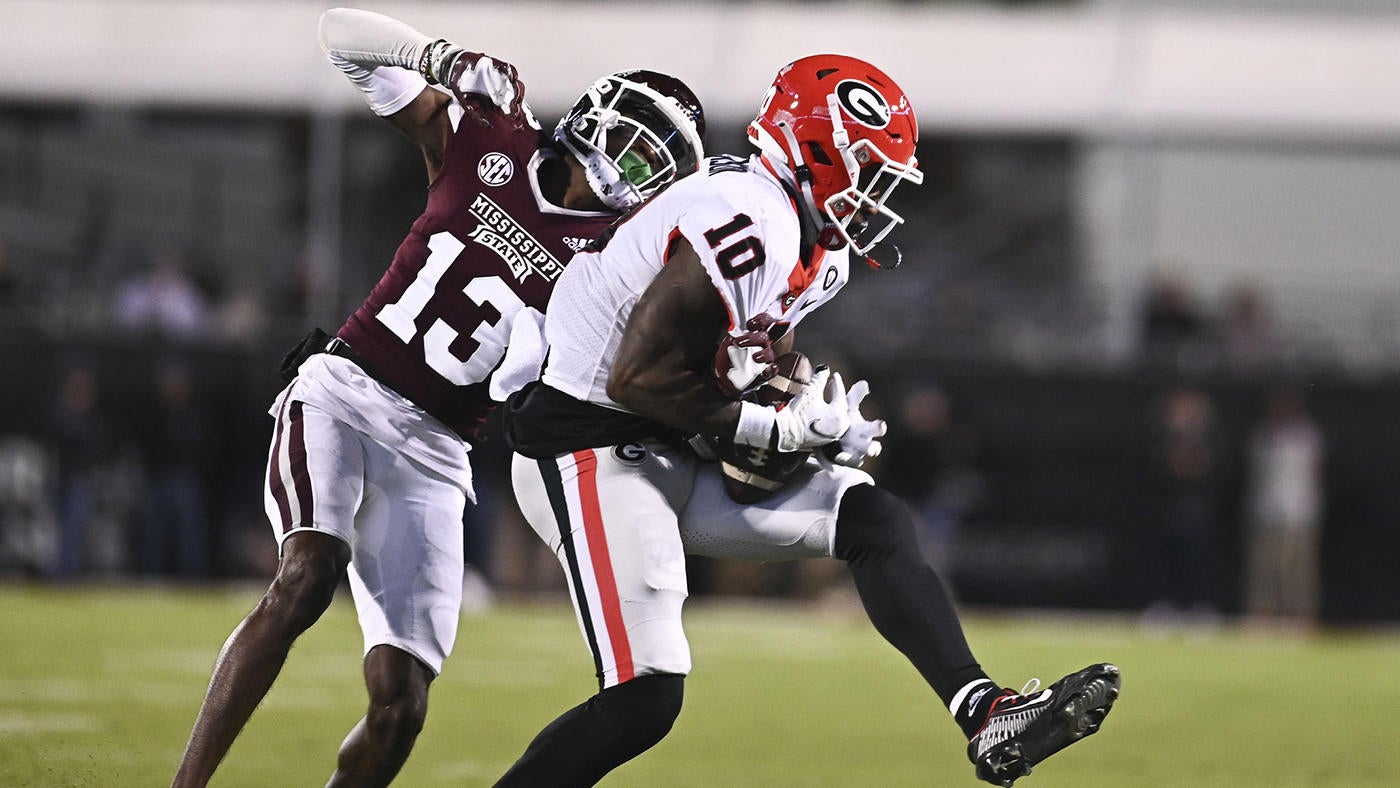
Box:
2, 0, 1399, 136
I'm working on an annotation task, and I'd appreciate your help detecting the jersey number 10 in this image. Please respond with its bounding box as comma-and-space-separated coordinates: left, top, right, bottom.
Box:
704, 213, 766, 280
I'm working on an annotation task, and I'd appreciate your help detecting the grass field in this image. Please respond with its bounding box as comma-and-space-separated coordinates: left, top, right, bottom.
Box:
2, 584, 1396, 787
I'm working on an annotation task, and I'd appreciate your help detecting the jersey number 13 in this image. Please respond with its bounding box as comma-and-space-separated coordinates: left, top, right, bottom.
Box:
375, 231, 526, 386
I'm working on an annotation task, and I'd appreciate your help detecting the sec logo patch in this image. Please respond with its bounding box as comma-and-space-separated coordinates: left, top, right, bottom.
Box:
478, 152, 514, 186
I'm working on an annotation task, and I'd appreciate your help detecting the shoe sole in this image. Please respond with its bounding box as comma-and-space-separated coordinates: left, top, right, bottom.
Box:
974, 663, 1121, 787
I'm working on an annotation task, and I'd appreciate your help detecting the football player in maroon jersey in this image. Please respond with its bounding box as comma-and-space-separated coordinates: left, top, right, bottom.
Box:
170, 9, 704, 788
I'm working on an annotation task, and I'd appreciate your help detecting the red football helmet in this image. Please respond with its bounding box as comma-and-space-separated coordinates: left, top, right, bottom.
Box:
748, 54, 922, 267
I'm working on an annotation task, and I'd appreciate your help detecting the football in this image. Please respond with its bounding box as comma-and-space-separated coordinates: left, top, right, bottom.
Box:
716, 350, 814, 503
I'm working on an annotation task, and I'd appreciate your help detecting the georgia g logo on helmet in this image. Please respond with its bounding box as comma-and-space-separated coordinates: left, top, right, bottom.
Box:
834, 79, 890, 129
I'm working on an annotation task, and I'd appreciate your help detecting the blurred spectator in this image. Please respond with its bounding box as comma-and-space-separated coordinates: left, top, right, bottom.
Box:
136, 363, 212, 578
203, 361, 281, 578
1243, 386, 1325, 626
0, 436, 57, 576
215, 287, 269, 346
1144, 384, 1222, 627
879, 384, 986, 572
930, 282, 988, 358
1221, 284, 1277, 373
114, 249, 210, 340
0, 238, 19, 312
48, 365, 106, 579
1141, 272, 1212, 371
880, 386, 952, 504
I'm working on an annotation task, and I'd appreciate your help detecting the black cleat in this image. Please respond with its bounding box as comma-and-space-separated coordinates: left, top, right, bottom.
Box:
966, 663, 1121, 786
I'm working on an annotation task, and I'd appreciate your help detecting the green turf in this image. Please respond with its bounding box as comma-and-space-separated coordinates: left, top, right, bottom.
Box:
1, 585, 1396, 786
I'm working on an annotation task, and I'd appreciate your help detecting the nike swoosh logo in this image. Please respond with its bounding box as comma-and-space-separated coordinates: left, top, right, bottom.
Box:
809, 420, 840, 438
965, 686, 993, 716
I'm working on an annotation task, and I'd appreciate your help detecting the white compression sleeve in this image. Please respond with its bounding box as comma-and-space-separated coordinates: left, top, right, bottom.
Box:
318, 8, 432, 70
318, 8, 434, 116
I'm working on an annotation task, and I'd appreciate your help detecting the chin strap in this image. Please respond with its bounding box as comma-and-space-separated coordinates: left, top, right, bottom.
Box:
864, 244, 902, 270
819, 95, 902, 270
773, 120, 846, 253
775, 112, 898, 265
825, 93, 852, 155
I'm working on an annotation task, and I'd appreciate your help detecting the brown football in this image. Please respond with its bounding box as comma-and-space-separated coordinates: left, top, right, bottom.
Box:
717, 351, 814, 503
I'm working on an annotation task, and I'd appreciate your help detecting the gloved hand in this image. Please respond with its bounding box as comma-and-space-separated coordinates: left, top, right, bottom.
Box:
830, 380, 886, 467
772, 368, 850, 453
419, 41, 523, 116
714, 315, 778, 399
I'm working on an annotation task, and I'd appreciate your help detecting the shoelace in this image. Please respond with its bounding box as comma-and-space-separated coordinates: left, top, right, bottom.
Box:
973, 678, 1045, 757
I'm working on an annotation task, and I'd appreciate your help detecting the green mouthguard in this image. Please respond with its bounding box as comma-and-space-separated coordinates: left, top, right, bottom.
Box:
618, 150, 654, 186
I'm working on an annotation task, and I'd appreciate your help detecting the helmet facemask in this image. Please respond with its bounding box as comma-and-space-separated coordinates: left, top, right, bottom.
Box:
824, 137, 923, 260
556, 74, 704, 211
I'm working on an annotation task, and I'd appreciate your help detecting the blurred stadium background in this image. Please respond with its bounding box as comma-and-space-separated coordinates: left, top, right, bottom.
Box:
2, 0, 1400, 784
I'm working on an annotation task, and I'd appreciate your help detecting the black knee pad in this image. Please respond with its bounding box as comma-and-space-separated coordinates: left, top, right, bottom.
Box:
834, 484, 919, 564
597, 673, 685, 747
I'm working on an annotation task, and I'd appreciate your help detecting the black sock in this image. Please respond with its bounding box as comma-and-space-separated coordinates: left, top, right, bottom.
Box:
834, 484, 993, 738
950, 678, 1009, 739
494, 673, 684, 787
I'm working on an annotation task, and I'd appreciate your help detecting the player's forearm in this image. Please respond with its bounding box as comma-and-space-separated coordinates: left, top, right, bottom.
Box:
610, 248, 749, 440
318, 8, 431, 117
608, 361, 741, 440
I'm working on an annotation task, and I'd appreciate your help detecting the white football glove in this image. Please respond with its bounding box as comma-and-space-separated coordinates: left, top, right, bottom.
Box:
831, 380, 886, 467
773, 368, 851, 453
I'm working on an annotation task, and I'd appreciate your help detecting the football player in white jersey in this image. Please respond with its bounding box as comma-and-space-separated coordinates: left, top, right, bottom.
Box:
170, 9, 704, 788
500, 55, 1119, 786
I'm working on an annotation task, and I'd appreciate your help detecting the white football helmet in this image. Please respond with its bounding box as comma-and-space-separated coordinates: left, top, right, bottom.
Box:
555, 70, 706, 211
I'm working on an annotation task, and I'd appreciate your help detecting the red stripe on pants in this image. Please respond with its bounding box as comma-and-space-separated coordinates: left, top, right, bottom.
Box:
572, 449, 635, 683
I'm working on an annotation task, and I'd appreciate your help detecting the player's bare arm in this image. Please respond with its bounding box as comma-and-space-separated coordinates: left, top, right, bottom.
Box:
610, 235, 847, 452
385, 88, 452, 178
607, 239, 740, 437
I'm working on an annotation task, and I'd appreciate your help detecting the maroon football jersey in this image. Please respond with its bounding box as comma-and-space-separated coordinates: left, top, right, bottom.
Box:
338, 54, 615, 440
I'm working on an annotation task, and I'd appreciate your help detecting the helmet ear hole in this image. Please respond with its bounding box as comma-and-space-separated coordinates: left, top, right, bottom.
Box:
804, 141, 833, 167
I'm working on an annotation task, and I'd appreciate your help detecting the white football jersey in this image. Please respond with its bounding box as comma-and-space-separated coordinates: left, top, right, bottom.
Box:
543, 154, 851, 409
